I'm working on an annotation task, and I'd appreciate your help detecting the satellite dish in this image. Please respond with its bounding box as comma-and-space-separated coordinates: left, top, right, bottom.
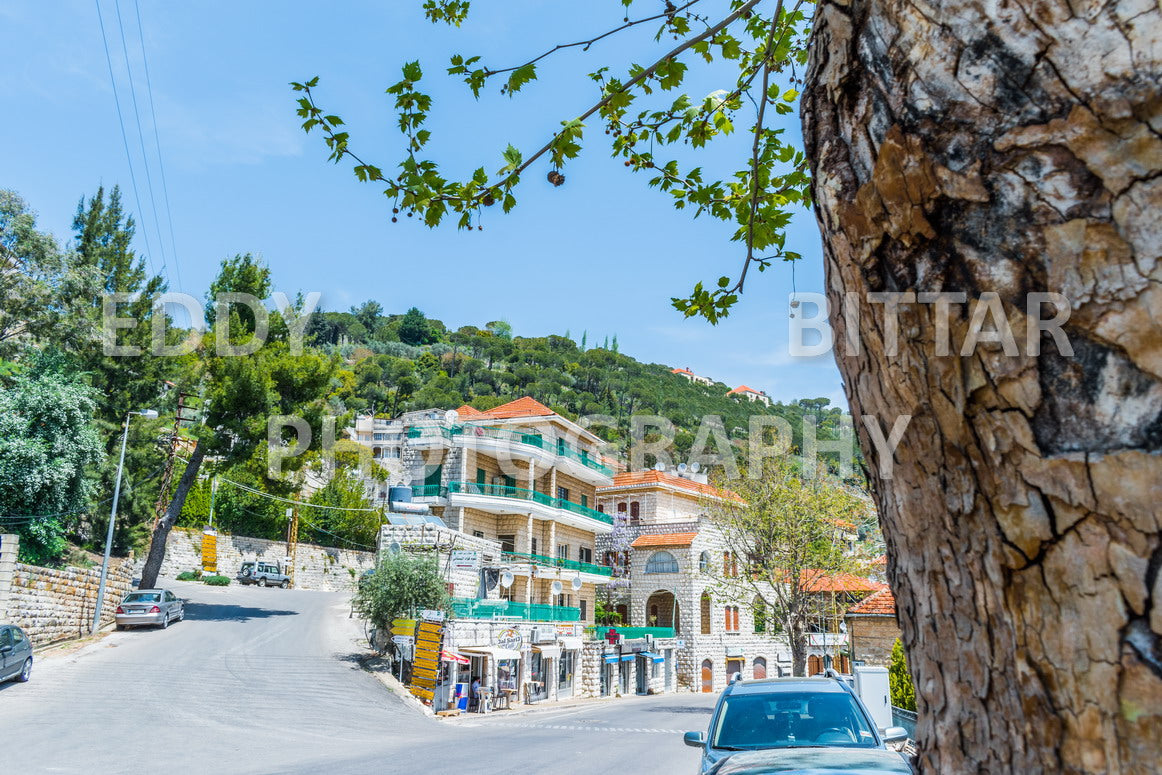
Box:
500, 570, 514, 588
654, 462, 666, 472
677, 463, 688, 473
690, 462, 702, 473
445, 409, 459, 423
388, 541, 402, 555
571, 576, 582, 591
551, 580, 563, 595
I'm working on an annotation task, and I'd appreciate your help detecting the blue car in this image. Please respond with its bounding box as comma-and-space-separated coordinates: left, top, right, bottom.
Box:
684, 675, 911, 774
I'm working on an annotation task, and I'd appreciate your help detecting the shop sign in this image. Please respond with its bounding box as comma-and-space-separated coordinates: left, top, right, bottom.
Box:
392, 635, 414, 648
675, 639, 686, 649
623, 638, 648, 652
497, 628, 522, 651
450, 550, 480, 570
555, 624, 578, 637
421, 609, 446, 622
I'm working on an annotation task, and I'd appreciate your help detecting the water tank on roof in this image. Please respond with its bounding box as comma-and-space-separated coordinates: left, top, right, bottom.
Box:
388, 485, 413, 504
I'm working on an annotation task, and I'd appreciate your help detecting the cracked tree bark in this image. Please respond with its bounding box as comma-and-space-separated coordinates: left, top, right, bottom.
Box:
802, 0, 1161, 772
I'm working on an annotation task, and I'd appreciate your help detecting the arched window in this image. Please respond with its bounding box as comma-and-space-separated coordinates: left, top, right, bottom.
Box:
644, 551, 679, 574
699, 551, 711, 572
753, 657, 767, 680
597, 504, 605, 513
617, 502, 627, 513
753, 596, 766, 633
700, 592, 712, 634
630, 501, 640, 519
701, 660, 713, 693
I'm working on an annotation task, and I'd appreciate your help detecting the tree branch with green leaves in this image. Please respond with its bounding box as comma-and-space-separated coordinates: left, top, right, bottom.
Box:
291, 0, 813, 323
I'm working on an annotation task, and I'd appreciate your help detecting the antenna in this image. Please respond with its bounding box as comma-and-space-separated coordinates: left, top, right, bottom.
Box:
654, 462, 666, 472
690, 462, 702, 473
571, 576, 582, 591
551, 580, 564, 595
445, 409, 459, 423
500, 570, 514, 588
677, 463, 688, 473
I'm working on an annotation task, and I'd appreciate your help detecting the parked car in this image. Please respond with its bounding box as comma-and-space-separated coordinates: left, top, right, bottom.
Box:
684, 676, 910, 774
0, 625, 33, 684
115, 589, 184, 630
236, 560, 290, 588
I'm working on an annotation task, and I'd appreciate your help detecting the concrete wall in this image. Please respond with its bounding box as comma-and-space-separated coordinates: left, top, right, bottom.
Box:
141, 527, 374, 592
0, 534, 134, 646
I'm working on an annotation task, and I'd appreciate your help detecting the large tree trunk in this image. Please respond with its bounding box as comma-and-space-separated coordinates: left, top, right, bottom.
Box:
139, 441, 205, 589
802, 1, 1161, 772
789, 615, 808, 677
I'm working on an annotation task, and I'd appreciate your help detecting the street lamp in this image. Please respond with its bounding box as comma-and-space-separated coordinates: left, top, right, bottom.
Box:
92, 409, 158, 636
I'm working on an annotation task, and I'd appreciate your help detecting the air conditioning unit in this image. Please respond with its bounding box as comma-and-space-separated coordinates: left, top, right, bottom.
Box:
531, 627, 557, 644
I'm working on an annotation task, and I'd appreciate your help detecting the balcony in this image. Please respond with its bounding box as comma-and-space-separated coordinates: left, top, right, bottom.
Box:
502, 551, 613, 578
405, 423, 613, 481
451, 598, 581, 622
446, 481, 613, 531
409, 484, 446, 499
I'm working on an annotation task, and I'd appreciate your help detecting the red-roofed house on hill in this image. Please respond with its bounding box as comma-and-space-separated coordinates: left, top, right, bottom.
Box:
726, 384, 772, 407
844, 589, 901, 666
671, 366, 713, 386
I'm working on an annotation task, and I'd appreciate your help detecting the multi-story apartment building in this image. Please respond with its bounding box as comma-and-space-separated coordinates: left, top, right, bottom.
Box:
596, 470, 882, 692
726, 384, 773, 406
400, 397, 615, 626
671, 366, 713, 386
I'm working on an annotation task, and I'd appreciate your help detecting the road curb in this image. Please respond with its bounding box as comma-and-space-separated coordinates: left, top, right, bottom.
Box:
359, 655, 436, 718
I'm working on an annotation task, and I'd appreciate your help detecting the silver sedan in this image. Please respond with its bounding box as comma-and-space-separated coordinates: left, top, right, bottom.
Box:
114, 589, 184, 630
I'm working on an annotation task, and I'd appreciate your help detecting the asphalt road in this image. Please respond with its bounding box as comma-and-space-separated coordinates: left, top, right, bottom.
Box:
0, 580, 715, 775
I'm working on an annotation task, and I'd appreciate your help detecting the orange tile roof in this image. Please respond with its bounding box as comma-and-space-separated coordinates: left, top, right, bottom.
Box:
631, 532, 698, 548
799, 570, 888, 594
603, 470, 740, 501
728, 385, 763, 396
846, 589, 896, 616
454, 404, 489, 420
480, 396, 556, 419
671, 367, 694, 375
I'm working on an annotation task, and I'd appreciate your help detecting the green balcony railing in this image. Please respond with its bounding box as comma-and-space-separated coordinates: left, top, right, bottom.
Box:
405, 425, 453, 440
447, 481, 613, 525
409, 484, 446, 498
451, 598, 581, 622
502, 551, 613, 577
589, 626, 676, 640
555, 439, 615, 476
406, 421, 611, 477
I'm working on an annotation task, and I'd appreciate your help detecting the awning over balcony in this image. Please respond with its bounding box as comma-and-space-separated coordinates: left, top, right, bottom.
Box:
533, 645, 561, 659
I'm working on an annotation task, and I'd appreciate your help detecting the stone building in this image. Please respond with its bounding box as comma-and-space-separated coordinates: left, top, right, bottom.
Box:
726, 384, 773, 407
670, 366, 713, 386
844, 588, 901, 666
596, 470, 795, 694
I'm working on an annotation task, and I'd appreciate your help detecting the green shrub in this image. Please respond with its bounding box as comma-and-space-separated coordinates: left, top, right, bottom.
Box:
176, 570, 201, 581
889, 639, 916, 711
203, 575, 231, 586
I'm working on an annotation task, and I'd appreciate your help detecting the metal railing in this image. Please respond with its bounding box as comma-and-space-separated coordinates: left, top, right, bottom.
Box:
405, 423, 612, 476
589, 626, 676, 640
451, 598, 581, 622
502, 551, 613, 577
447, 481, 613, 525
409, 484, 446, 498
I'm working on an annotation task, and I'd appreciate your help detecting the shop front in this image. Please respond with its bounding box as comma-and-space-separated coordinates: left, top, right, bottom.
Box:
557, 637, 582, 699
459, 645, 522, 711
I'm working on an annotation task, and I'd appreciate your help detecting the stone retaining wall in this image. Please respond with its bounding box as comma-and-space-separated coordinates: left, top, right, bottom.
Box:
7, 558, 134, 646
141, 528, 374, 592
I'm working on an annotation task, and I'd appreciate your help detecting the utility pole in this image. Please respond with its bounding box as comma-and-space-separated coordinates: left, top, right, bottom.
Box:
152, 391, 198, 530
285, 496, 299, 589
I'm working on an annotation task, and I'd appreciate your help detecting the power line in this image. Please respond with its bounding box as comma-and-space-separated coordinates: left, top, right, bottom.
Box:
131, 0, 183, 294
94, 0, 159, 279
218, 477, 381, 513
112, 0, 171, 290
0, 461, 171, 525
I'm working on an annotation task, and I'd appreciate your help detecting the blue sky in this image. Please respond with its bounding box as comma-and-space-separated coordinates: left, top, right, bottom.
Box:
1, 0, 845, 407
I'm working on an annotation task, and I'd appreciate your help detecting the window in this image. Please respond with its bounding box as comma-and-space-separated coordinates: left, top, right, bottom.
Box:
473, 530, 485, 539
557, 485, 570, 501
557, 544, 569, 560
476, 467, 486, 486
617, 502, 627, 513
701, 593, 712, 634
753, 657, 768, 680
699, 551, 711, 572
12, 628, 24, 644
723, 551, 738, 578
578, 547, 593, 564
0, 629, 10, 649
724, 606, 740, 632
531, 538, 538, 555
629, 501, 640, 518
580, 599, 587, 620
645, 551, 679, 574
580, 494, 588, 509
597, 504, 605, 513
711, 691, 876, 749
498, 534, 515, 554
